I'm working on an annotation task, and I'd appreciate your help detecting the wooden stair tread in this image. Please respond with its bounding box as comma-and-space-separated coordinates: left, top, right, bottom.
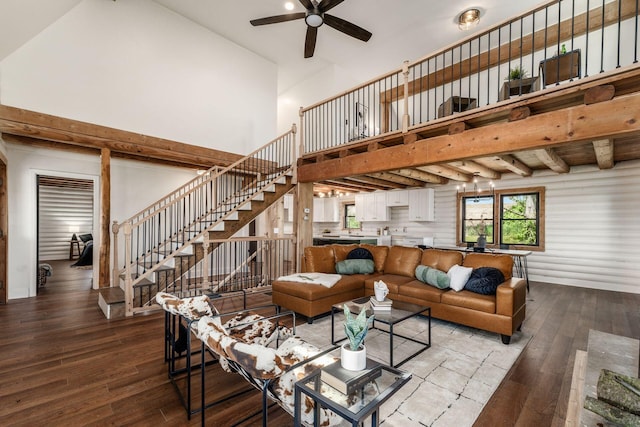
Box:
98, 287, 125, 304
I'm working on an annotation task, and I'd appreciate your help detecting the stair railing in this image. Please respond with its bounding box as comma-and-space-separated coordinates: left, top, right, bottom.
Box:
112, 124, 296, 315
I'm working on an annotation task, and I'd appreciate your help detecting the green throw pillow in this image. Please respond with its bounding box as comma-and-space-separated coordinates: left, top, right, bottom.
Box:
335, 259, 375, 275
415, 265, 450, 289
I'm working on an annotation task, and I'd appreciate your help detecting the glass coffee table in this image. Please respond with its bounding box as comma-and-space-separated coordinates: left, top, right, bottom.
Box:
331, 297, 431, 367
294, 356, 411, 427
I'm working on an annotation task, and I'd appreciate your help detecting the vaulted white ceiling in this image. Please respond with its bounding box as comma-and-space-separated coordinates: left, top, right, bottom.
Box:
1, 0, 547, 93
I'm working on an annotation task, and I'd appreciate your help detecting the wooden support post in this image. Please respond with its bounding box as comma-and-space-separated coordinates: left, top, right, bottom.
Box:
123, 221, 133, 317
99, 148, 111, 288
111, 221, 119, 288
296, 183, 313, 270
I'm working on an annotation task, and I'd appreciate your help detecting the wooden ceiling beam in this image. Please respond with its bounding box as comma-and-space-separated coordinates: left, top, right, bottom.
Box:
389, 168, 448, 184
1, 134, 206, 169
326, 178, 384, 192
297, 93, 640, 183
345, 175, 406, 189
0, 105, 244, 167
447, 160, 501, 179
416, 165, 471, 182
592, 139, 615, 169
366, 172, 426, 187
317, 181, 365, 193
534, 148, 570, 173
493, 155, 533, 176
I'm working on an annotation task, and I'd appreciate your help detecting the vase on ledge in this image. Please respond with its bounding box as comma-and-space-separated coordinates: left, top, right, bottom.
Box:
477, 235, 486, 248
341, 343, 366, 371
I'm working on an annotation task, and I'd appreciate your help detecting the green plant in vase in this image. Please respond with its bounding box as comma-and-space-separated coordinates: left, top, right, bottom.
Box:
343, 305, 374, 351
506, 66, 528, 81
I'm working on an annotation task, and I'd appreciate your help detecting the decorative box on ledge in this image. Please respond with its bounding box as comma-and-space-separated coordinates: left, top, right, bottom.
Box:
437, 96, 477, 118
539, 49, 581, 86
499, 76, 540, 100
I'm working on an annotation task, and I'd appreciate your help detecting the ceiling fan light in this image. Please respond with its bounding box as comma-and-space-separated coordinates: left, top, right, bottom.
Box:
305, 12, 323, 28
458, 8, 480, 31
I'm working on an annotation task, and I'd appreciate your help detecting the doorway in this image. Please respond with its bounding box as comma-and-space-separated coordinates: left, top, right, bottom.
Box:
36, 175, 95, 294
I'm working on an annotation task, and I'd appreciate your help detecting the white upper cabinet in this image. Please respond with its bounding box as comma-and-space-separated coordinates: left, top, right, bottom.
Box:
313, 197, 339, 222
355, 192, 389, 222
408, 188, 435, 221
386, 190, 409, 206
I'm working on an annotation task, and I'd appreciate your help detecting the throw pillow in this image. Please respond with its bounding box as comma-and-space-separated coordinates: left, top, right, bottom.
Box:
464, 267, 505, 295
346, 247, 374, 260
447, 265, 473, 291
335, 259, 375, 275
415, 265, 450, 289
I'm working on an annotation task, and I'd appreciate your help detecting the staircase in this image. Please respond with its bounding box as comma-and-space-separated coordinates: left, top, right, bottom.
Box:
109, 127, 296, 317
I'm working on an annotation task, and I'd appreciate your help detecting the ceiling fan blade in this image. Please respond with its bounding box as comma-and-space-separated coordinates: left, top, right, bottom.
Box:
318, 0, 344, 13
304, 26, 318, 58
250, 12, 306, 26
323, 14, 372, 42
298, 0, 315, 10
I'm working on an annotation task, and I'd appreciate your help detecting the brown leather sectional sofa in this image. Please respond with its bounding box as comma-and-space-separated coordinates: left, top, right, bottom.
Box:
272, 244, 527, 344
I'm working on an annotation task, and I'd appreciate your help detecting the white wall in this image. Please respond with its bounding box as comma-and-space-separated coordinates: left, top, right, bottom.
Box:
0, 0, 277, 154
309, 161, 640, 294
5, 143, 196, 299
0, 0, 282, 300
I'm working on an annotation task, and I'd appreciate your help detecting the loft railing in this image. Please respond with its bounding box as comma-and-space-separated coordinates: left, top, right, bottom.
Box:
300, 0, 639, 153
112, 126, 296, 314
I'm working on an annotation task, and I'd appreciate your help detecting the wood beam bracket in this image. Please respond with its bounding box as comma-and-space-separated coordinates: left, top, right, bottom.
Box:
584, 84, 615, 105
448, 122, 471, 135
403, 133, 419, 144
508, 106, 531, 122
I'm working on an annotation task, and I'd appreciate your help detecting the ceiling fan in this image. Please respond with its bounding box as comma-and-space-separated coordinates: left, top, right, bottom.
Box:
250, 0, 372, 58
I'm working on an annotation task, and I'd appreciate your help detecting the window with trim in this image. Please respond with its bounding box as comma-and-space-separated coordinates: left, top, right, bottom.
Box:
458, 187, 545, 250
344, 203, 360, 229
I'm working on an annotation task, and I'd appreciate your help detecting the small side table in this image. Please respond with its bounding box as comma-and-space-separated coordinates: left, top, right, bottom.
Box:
69, 240, 81, 260
294, 360, 411, 427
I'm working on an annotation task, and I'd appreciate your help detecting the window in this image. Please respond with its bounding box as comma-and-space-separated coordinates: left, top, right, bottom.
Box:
462, 196, 494, 244
344, 203, 360, 229
500, 193, 539, 245
458, 186, 544, 250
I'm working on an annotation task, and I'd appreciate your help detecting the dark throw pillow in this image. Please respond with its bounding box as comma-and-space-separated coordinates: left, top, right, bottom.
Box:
346, 247, 374, 260
335, 259, 375, 275
79, 233, 93, 243
415, 265, 450, 289
464, 267, 505, 295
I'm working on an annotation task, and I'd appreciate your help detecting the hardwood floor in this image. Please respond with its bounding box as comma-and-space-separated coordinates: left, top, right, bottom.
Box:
0, 262, 638, 426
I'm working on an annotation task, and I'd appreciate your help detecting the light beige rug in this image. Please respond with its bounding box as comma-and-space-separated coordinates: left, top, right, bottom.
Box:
296, 313, 531, 426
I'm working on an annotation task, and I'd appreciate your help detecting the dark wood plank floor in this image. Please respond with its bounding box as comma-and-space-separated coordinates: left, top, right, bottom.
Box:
1, 261, 638, 426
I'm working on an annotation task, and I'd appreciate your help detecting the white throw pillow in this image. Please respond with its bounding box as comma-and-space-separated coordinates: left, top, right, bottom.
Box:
447, 265, 473, 291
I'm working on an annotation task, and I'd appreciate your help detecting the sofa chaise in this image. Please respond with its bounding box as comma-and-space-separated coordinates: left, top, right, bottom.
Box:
272, 244, 527, 344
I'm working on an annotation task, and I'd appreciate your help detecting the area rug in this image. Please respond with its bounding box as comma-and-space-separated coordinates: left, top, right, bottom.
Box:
295, 314, 531, 426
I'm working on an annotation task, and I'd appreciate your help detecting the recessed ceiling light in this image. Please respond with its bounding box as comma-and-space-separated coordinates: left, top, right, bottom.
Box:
458, 8, 480, 31
284, 2, 294, 11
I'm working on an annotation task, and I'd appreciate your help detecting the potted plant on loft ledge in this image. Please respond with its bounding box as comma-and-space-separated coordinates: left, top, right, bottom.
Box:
499, 66, 540, 100
341, 305, 374, 371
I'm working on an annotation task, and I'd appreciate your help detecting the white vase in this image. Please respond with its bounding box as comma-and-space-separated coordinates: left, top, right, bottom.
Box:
341, 343, 367, 371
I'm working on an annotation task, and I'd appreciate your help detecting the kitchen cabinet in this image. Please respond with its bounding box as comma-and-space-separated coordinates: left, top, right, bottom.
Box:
386, 190, 409, 206
408, 188, 435, 221
355, 192, 388, 222
313, 197, 339, 222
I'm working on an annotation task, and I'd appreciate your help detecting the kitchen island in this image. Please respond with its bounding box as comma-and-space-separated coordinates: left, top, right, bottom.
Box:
312, 235, 380, 246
